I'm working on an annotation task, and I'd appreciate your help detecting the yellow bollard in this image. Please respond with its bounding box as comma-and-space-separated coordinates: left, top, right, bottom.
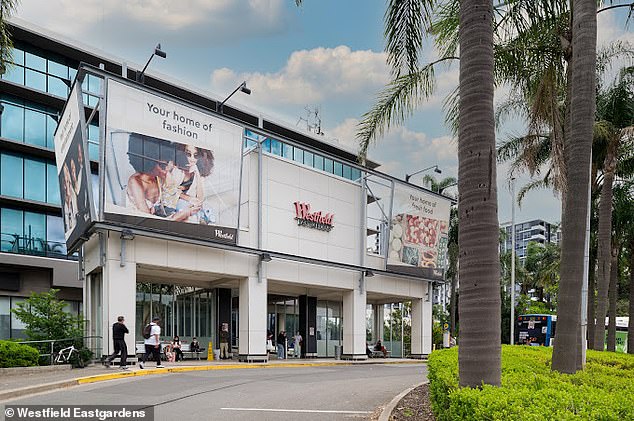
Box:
207, 342, 214, 360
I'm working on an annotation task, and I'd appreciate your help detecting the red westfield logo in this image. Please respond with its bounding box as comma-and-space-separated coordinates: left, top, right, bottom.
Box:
293, 202, 334, 232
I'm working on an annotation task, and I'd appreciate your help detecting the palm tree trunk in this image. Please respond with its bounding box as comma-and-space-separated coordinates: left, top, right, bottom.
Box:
552, 0, 596, 374
587, 243, 597, 349
607, 245, 618, 352
457, 0, 501, 387
627, 238, 634, 354
592, 155, 616, 350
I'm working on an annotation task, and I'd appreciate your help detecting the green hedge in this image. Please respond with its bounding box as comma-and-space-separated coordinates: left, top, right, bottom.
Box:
428, 345, 634, 420
0, 340, 40, 368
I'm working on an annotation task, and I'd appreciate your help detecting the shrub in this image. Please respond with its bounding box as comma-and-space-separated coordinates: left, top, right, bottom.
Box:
0, 340, 40, 368
428, 345, 634, 420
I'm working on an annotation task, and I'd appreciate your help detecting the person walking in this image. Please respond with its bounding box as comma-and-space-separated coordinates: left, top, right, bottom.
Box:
140, 316, 164, 369
104, 316, 129, 369
277, 331, 286, 359
219, 324, 230, 360
293, 331, 303, 359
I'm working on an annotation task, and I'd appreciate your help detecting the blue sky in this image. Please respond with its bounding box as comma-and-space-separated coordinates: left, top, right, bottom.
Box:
14, 0, 633, 226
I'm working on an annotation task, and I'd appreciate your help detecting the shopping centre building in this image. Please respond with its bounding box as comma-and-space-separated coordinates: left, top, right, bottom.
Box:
1, 20, 451, 361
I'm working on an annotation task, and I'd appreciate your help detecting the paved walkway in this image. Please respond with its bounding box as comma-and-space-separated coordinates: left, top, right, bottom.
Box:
0, 357, 424, 402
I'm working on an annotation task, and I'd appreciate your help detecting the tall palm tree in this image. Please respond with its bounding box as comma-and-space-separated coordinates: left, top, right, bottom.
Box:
0, 1, 19, 73
456, 0, 501, 387
422, 174, 458, 196
551, 0, 597, 374
592, 66, 634, 350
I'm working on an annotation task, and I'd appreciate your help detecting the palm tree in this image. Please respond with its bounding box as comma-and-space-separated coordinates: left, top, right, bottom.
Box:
422, 174, 458, 196
551, 0, 597, 374
0, 1, 19, 73
591, 67, 634, 350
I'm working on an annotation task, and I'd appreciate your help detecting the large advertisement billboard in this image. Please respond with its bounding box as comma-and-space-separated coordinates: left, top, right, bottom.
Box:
104, 80, 243, 244
387, 184, 451, 280
53, 81, 94, 252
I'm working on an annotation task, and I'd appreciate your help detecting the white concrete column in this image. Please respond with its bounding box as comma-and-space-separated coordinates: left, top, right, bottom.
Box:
238, 276, 268, 362
373, 304, 385, 343
411, 292, 433, 358
102, 258, 136, 358
343, 288, 368, 360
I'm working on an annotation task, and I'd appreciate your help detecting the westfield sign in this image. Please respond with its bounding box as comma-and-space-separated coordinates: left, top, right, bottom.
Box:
293, 202, 334, 232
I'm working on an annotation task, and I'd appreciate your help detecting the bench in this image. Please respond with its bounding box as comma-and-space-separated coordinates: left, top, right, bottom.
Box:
367, 347, 392, 358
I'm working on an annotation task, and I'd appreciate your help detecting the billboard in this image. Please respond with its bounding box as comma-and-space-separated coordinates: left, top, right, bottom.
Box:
386, 184, 451, 280
104, 80, 243, 244
53, 81, 94, 252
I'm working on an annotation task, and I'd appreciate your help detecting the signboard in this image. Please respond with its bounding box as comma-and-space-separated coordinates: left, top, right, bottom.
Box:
386, 183, 451, 280
293, 202, 334, 232
53, 80, 94, 252
103, 80, 243, 244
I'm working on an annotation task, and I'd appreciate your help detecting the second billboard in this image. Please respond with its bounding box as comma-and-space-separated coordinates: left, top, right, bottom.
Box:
104, 80, 243, 244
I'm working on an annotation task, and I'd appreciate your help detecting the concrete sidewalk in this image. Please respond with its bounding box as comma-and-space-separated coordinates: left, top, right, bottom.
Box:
0, 357, 426, 402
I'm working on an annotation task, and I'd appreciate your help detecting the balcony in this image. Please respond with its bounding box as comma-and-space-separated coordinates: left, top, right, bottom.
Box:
1, 233, 77, 260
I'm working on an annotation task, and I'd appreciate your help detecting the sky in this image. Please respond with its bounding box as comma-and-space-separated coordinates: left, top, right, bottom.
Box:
13, 0, 634, 226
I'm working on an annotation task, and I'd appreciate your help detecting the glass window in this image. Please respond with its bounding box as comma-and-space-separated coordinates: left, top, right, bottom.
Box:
3, 63, 24, 85
324, 158, 334, 173
0, 101, 24, 142
24, 108, 47, 147
11, 47, 25, 66
334, 161, 343, 177
88, 123, 99, 142
270, 139, 282, 156
293, 147, 304, 164
1, 208, 23, 252
47, 162, 60, 204
342, 164, 352, 180
46, 114, 57, 148
1, 153, 24, 198
48, 75, 69, 98
25, 51, 46, 72
47, 59, 68, 79
24, 158, 46, 202
304, 151, 314, 167
313, 154, 324, 171
262, 138, 271, 153
11, 298, 27, 339
25, 69, 47, 92
88, 142, 99, 161
0, 297, 10, 339
282, 143, 293, 159
24, 211, 46, 252
351, 168, 362, 181
46, 215, 66, 255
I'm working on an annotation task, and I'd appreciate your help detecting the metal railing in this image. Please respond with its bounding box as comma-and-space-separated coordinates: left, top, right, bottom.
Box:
0, 233, 78, 260
16, 336, 102, 365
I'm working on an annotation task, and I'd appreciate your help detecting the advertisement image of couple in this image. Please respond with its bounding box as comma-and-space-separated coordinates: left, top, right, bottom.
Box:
124, 133, 217, 225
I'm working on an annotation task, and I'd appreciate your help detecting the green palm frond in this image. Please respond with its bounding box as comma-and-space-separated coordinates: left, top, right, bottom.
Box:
356, 56, 458, 162
517, 174, 554, 205
596, 41, 634, 83
442, 86, 459, 135
430, 0, 460, 59
0, 0, 19, 69
384, 0, 436, 76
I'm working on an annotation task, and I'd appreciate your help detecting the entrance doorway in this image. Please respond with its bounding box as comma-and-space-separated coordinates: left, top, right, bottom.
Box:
316, 300, 342, 357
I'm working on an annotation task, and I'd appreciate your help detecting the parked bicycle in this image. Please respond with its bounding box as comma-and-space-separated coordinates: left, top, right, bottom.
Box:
54, 345, 84, 368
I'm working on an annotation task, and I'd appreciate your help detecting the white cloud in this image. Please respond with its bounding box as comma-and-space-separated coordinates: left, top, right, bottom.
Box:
211, 46, 391, 106
16, 0, 289, 45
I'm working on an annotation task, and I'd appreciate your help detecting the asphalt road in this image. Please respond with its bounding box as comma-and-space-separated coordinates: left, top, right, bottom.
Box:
5, 363, 427, 421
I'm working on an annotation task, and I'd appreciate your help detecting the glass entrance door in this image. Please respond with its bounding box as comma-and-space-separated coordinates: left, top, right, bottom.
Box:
316, 300, 342, 357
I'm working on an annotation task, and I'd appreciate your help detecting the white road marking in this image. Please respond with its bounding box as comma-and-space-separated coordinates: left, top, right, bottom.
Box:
221, 408, 372, 414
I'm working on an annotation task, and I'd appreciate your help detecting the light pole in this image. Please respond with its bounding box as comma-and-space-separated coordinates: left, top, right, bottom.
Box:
405, 165, 442, 183
510, 177, 516, 345
136, 44, 167, 84
218, 81, 251, 113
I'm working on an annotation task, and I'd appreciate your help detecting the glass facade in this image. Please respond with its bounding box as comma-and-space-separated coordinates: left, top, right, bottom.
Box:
245, 129, 362, 183
316, 300, 342, 357
135, 283, 216, 347
0, 295, 81, 340
0, 151, 60, 205
0, 95, 58, 148
0, 207, 68, 257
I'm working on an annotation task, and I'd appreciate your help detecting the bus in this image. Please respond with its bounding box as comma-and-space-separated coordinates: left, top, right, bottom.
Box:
607, 316, 629, 353
516, 314, 556, 346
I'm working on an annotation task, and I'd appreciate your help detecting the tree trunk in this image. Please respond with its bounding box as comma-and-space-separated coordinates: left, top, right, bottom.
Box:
592, 153, 617, 350
552, 0, 596, 374
627, 238, 634, 354
587, 243, 597, 350
607, 245, 618, 352
457, 0, 501, 387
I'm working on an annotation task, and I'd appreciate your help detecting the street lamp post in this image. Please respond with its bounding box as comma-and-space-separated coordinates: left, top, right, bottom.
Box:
510, 178, 516, 345
405, 165, 442, 183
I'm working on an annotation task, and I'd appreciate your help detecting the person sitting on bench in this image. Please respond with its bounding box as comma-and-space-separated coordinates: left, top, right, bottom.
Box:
190, 337, 204, 353
374, 340, 388, 357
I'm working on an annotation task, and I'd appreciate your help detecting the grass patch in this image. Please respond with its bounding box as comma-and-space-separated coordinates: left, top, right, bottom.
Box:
428, 345, 634, 420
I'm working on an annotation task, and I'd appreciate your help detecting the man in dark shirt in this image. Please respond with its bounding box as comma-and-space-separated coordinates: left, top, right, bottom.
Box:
104, 316, 130, 369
